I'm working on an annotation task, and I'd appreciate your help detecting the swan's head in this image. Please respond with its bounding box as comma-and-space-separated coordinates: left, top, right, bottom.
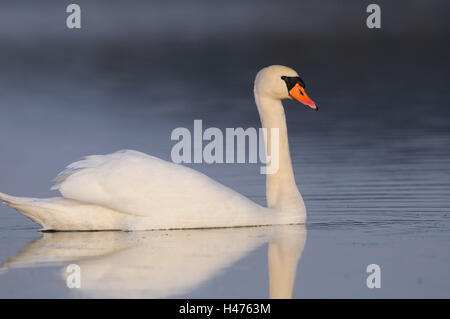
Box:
254, 65, 317, 111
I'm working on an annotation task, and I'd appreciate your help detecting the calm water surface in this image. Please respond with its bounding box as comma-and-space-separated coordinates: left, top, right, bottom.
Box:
0, 0, 449, 298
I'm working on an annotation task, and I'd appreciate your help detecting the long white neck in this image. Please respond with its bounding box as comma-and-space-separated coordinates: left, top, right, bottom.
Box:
254, 94, 305, 214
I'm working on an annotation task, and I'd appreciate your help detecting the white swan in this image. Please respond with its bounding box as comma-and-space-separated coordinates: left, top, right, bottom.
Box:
0, 65, 317, 231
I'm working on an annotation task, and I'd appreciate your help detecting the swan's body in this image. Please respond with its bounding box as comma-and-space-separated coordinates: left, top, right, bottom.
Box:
0, 150, 285, 230
0, 65, 317, 231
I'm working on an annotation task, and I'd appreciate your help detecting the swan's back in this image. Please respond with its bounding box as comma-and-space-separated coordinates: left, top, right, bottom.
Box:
52, 150, 269, 229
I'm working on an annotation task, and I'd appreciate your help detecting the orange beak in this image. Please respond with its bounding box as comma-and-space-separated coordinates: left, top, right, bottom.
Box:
289, 83, 318, 111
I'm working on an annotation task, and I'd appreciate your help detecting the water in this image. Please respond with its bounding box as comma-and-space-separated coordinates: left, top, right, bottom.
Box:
0, 0, 449, 298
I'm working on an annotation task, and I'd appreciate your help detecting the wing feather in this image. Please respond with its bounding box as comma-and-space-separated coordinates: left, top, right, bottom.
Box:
52, 150, 260, 219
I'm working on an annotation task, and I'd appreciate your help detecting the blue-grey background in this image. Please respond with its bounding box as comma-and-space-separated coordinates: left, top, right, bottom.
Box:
0, 0, 449, 298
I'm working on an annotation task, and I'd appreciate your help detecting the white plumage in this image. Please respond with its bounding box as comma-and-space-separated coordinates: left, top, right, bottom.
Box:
0, 65, 313, 231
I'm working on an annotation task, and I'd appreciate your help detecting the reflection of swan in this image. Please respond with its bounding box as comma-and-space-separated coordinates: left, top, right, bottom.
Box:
0, 65, 317, 231
0, 225, 306, 298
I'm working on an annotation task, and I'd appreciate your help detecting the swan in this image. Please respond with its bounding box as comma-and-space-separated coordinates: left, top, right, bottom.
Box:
0, 65, 317, 231
0, 225, 306, 298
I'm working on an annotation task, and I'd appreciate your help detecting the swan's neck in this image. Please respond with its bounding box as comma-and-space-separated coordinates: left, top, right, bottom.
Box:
255, 94, 304, 213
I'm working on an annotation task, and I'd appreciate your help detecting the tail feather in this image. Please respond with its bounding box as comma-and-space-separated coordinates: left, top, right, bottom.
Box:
0, 192, 52, 229
0, 192, 130, 231
0, 192, 13, 203
0, 192, 44, 207
0, 192, 26, 205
